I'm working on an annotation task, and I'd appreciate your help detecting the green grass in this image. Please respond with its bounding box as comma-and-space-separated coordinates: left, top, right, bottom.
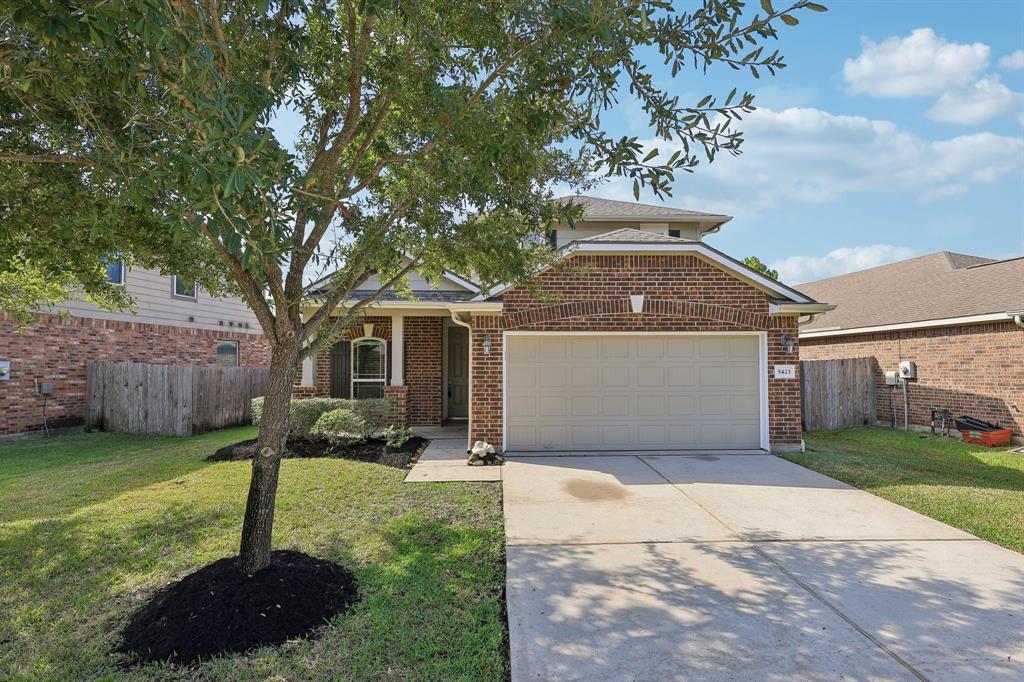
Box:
786, 428, 1024, 553
0, 428, 507, 681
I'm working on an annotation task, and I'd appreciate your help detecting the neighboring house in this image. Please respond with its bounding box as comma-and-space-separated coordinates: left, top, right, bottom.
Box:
0, 261, 270, 436
798, 252, 1024, 441
297, 195, 832, 453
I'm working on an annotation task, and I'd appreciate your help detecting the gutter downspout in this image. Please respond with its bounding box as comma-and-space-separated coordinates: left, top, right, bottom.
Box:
449, 308, 474, 454
1012, 312, 1024, 330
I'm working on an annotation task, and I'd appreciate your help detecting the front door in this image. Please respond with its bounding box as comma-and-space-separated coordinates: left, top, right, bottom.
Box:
447, 326, 469, 419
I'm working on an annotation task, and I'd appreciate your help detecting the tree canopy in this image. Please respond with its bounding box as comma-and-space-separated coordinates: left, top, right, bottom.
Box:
1, 0, 824, 573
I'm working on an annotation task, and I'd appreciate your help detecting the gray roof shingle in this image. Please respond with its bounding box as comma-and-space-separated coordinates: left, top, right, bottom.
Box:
798, 252, 1024, 332
555, 195, 729, 221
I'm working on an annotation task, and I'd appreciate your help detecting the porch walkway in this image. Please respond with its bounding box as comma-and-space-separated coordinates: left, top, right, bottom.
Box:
405, 424, 502, 482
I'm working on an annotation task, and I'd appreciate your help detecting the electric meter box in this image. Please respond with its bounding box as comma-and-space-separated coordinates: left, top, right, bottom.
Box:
884, 371, 899, 385
898, 360, 917, 379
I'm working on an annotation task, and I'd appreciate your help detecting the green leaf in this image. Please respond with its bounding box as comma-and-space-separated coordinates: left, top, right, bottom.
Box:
805, 2, 829, 12
780, 14, 799, 26
760, 0, 774, 14
632, 178, 640, 200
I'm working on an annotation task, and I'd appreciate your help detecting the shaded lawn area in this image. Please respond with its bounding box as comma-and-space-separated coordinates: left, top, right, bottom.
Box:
787, 428, 1024, 554
0, 427, 507, 681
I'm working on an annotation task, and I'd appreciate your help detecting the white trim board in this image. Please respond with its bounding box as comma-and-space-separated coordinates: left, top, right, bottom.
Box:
501, 331, 770, 453
800, 312, 1015, 339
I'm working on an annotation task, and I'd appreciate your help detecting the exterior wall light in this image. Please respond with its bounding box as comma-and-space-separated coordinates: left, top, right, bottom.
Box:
482, 334, 492, 355
781, 334, 794, 354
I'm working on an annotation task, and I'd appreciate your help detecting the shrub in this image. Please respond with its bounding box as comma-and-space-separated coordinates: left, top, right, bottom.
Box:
250, 396, 397, 439
383, 425, 412, 449
290, 398, 352, 438
351, 398, 395, 440
310, 408, 366, 446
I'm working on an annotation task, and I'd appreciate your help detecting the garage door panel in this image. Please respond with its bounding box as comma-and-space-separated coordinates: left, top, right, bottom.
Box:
506, 335, 762, 451
538, 366, 567, 388
508, 366, 538, 389
667, 366, 696, 387
637, 395, 667, 417
571, 366, 600, 388
603, 396, 631, 417
538, 395, 567, 417
602, 366, 629, 387
602, 338, 630, 358
637, 366, 666, 387
571, 396, 600, 417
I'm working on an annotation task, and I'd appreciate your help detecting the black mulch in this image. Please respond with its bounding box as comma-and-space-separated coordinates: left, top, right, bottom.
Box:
119, 550, 358, 666
206, 436, 429, 469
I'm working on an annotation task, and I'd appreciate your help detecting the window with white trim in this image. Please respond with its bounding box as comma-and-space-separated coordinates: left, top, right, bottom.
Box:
173, 275, 197, 299
351, 337, 386, 399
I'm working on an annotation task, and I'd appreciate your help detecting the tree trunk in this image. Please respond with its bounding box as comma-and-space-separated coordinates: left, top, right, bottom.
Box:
238, 342, 300, 576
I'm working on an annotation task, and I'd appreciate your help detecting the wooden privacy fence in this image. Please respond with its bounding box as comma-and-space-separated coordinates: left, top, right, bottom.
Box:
800, 357, 876, 431
86, 361, 270, 436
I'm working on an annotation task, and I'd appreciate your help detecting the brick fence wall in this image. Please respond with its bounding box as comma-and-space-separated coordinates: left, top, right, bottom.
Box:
469, 254, 803, 450
800, 321, 1024, 437
0, 312, 271, 435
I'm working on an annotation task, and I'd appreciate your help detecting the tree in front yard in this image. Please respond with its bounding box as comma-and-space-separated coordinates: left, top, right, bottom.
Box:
1, 0, 824, 576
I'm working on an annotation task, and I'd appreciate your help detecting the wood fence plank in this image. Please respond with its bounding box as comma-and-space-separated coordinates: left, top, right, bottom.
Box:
801, 357, 875, 431
85, 360, 267, 436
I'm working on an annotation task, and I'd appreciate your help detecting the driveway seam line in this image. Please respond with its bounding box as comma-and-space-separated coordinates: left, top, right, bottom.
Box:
750, 544, 930, 682
635, 455, 932, 682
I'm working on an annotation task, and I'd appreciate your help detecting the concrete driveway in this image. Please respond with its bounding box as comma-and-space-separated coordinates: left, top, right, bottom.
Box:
503, 453, 1024, 681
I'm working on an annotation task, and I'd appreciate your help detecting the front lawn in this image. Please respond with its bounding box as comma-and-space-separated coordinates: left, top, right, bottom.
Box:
0, 427, 507, 680
788, 428, 1024, 553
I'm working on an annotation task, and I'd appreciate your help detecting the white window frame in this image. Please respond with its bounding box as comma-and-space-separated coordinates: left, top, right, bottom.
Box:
172, 275, 198, 300
351, 336, 387, 399
103, 257, 125, 286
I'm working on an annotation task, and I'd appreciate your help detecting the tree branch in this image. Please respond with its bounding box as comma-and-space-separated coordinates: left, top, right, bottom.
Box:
200, 224, 278, 341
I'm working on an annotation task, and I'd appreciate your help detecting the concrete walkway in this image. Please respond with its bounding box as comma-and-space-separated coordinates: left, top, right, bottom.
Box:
404, 424, 502, 482
504, 453, 1024, 681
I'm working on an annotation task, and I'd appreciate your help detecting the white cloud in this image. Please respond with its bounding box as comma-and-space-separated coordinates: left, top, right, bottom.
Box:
771, 245, 919, 284
928, 75, 1024, 124
998, 49, 1024, 70
843, 28, 989, 97
639, 107, 1024, 209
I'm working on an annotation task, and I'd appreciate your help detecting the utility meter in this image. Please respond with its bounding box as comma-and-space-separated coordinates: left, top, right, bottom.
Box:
884, 371, 899, 386
898, 360, 917, 380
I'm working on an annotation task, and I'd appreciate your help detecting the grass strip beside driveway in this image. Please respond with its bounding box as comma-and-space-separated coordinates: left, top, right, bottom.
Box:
0, 427, 507, 681
787, 428, 1024, 554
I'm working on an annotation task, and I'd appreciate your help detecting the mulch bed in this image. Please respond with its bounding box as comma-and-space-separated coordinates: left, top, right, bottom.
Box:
206, 436, 429, 469
119, 550, 358, 666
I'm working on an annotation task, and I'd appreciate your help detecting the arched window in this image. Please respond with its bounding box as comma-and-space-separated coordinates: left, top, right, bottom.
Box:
351, 337, 386, 399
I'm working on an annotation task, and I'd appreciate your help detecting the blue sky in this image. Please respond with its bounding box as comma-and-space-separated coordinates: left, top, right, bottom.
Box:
586, 0, 1024, 282
275, 1, 1024, 284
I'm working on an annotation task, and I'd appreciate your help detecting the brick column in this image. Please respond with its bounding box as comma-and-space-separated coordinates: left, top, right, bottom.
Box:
383, 385, 409, 426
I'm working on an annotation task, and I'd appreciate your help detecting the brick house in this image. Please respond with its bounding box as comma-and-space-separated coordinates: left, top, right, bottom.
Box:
298, 196, 832, 453
0, 264, 271, 436
798, 252, 1024, 441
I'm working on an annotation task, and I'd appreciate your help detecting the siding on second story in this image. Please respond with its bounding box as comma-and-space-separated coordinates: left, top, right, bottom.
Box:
550, 221, 709, 249
53, 264, 264, 334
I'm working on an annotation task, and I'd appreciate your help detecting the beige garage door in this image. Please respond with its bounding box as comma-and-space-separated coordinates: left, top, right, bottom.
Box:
505, 334, 763, 451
